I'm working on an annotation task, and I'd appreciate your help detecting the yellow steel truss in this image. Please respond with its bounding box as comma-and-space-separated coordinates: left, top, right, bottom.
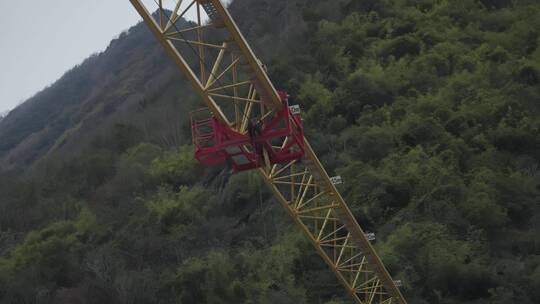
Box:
129, 1, 407, 303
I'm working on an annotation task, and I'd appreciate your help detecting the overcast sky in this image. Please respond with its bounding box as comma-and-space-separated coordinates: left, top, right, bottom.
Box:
0, 0, 207, 114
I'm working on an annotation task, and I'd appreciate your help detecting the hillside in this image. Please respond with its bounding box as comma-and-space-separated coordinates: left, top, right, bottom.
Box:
1, 0, 540, 303
0, 15, 194, 169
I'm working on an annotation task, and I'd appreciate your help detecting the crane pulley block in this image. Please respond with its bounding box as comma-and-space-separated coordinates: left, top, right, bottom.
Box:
190, 91, 305, 172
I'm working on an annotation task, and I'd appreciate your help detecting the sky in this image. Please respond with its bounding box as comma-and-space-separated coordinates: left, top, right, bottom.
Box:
0, 0, 205, 114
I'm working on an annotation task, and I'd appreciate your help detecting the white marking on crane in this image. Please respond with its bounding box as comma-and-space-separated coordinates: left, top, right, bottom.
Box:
330, 176, 342, 185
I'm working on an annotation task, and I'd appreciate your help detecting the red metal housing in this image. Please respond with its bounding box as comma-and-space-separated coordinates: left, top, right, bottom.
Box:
190, 92, 304, 172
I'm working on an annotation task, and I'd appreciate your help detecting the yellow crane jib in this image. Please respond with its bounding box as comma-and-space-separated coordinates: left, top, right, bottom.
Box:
128, 1, 407, 303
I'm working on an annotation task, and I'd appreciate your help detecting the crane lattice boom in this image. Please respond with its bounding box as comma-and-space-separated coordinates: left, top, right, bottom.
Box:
129, 1, 407, 303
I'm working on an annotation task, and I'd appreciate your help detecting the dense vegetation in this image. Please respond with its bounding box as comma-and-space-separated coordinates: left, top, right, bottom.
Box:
1, 0, 539, 303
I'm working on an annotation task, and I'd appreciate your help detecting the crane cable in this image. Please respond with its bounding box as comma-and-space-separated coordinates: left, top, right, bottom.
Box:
258, 173, 268, 242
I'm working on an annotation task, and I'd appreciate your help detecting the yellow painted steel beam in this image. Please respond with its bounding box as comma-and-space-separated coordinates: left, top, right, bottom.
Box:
206, 0, 283, 110
129, 0, 231, 126
258, 140, 407, 303
128, 1, 407, 303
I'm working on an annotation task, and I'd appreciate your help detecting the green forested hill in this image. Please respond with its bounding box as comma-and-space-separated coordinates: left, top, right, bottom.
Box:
0, 16, 197, 168
1, 0, 539, 303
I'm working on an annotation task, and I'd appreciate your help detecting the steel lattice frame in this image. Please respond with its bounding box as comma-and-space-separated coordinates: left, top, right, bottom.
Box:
129, 1, 407, 303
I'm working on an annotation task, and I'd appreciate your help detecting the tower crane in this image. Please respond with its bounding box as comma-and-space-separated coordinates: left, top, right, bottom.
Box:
129, 1, 407, 303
